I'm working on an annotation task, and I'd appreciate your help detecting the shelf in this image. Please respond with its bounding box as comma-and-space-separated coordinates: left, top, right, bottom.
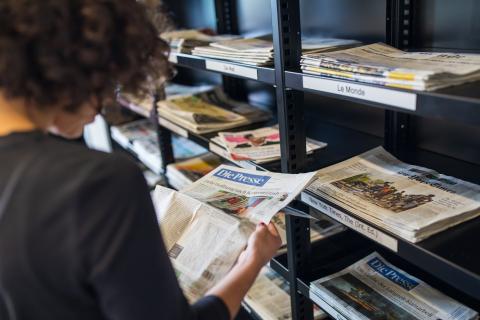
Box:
169, 53, 276, 85
286, 71, 480, 126
271, 230, 480, 314
300, 190, 480, 301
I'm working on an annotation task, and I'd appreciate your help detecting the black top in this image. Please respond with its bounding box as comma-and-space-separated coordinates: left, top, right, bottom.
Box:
0, 131, 229, 320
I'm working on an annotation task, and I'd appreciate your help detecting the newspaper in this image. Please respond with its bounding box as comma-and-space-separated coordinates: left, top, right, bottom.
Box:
161, 29, 240, 54
153, 165, 316, 300
166, 153, 224, 190
117, 83, 214, 116
245, 266, 327, 320
192, 38, 274, 66
301, 43, 480, 91
157, 88, 271, 134
217, 126, 327, 162
306, 147, 480, 242
310, 252, 478, 320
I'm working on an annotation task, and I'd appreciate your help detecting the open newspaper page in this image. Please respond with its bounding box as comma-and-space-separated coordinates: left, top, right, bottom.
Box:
310, 252, 478, 320
182, 164, 316, 223
153, 186, 253, 302
153, 165, 316, 301
245, 266, 327, 320
307, 147, 480, 242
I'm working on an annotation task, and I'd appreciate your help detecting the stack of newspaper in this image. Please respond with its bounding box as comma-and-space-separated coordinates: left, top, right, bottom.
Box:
166, 153, 224, 190
245, 266, 326, 320
310, 252, 478, 319
152, 165, 317, 301
211, 126, 327, 163
192, 37, 359, 67
110, 119, 206, 174
161, 29, 240, 54
301, 43, 480, 91
192, 38, 274, 66
157, 87, 271, 134
117, 83, 214, 118
306, 147, 480, 242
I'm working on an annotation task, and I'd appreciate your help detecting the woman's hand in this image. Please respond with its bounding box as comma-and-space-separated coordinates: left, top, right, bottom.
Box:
237, 222, 282, 269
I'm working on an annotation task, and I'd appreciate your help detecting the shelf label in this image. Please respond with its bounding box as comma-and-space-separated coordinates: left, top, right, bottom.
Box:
301, 192, 398, 252
303, 76, 417, 111
168, 53, 178, 64
209, 142, 257, 171
206, 60, 258, 80
158, 118, 188, 138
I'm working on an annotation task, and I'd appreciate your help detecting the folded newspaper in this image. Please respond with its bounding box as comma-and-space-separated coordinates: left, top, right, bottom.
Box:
166, 153, 224, 190
310, 252, 478, 320
161, 29, 240, 54
306, 147, 480, 242
117, 83, 214, 117
215, 126, 327, 162
245, 266, 327, 320
192, 36, 359, 67
157, 87, 271, 134
153, 165, 316, 301
301, 43, 480, 91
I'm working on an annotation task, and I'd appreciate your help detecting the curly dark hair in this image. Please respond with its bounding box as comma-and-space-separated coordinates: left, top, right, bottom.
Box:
0, 0, 172, 111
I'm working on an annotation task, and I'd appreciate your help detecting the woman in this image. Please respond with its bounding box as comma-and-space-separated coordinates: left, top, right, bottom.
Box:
0, 1, 282, 319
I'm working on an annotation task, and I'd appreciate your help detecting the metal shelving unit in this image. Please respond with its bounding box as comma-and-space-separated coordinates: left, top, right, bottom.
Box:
112, 0, 480, 319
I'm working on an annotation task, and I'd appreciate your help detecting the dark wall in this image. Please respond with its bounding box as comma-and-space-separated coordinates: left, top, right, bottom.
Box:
163, 0, 480, 167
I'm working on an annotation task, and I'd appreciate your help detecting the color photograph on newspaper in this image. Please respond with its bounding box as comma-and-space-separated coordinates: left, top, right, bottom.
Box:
321, 273, 416, 320
202, 189, 287, 218
332, 173, 435, 213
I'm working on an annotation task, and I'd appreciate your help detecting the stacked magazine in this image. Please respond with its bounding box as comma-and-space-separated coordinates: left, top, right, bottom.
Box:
110, 119, 206, 174
152, 165, 317, 301
161, 29, 239, 54
310, 252, 478, 320
211, 126, 327, 163
157, 87, 271, 134
192, 37, 360, 67
301, 43, 480, 91
306, 147, 480, 242
245, 266, 326, 320
117, 83, 214, 117
166, 153, 224, 190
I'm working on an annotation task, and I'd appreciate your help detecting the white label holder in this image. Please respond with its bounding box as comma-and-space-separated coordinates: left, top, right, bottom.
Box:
303, 76, 417, 111
301, 192, 398, 252
206, 60, 258, 80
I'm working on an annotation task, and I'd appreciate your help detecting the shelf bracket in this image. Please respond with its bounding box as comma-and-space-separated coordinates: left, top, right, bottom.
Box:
215, 0, 247, 101
385, 0, 414, 160
271, 0, 311, 319
151, 86, 174, 175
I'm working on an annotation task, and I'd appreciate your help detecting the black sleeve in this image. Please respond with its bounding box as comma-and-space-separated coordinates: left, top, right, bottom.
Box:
75, 156, 230, 320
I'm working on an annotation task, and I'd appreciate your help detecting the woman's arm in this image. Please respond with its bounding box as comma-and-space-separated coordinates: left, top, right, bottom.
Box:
207, 223, 282, 319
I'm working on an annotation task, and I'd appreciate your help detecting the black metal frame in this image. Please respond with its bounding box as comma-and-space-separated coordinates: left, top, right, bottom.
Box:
270, 0, 311, 319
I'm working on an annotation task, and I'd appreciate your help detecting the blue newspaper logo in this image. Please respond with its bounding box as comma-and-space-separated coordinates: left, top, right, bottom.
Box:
214, 168, 271, 187
368, 257, 419, 291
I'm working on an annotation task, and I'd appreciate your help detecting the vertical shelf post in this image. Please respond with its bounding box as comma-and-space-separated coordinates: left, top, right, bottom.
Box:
151, 86, 174, 175
271, 0, 311, 319
214, 0, 247, 101
385, 0, 414, 160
